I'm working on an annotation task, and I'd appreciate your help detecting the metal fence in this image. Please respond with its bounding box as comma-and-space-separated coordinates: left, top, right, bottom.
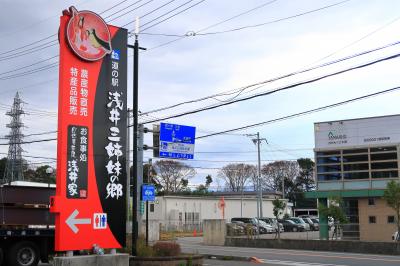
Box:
226, 223, 361, 241
159, 220, 203, 233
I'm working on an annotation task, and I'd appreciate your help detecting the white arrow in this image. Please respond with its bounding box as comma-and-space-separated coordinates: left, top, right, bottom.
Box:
66, 209, 91, 234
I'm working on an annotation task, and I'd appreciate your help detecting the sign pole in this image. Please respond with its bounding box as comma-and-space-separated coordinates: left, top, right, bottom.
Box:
132, 34, 139, 256
146, 159, 152, 246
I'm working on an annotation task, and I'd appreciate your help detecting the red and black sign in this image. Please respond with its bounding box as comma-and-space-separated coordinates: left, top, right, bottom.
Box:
50, 6, 127, 251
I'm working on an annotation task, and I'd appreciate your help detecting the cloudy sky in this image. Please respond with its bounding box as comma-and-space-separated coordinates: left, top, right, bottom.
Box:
1, 0, 400, 187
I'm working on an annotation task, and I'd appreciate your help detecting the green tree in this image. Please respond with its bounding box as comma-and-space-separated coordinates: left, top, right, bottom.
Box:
297, 158, 315, 191
383, 180, 400, 240
25, 165, 55, 183
0, 157, 6, 180
205, 174, 213, 188
318, 197, 348, 240
272, 199, 286, 240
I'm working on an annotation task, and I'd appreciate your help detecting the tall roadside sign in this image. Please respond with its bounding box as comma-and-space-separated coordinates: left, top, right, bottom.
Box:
50, 6, 127, 251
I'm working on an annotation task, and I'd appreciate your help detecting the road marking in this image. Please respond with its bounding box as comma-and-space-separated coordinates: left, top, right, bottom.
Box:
261, 259, 348, 266
181, 244, 400, 263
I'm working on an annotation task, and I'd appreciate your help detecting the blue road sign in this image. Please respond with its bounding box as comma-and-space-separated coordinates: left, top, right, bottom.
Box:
141, 184, 155, 201
159, 123, 196, 159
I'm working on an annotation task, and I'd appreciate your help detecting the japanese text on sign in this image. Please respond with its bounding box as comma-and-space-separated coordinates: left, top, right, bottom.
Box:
69, 67, 89, 117
105, 51, 124, 200
67, 125, 88, 198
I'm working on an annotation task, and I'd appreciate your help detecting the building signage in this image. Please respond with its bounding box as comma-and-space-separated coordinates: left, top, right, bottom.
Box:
315, 115, 400, 149
141, 184, 156, 202
159, 123, 196, 159
50, 6, 127, 251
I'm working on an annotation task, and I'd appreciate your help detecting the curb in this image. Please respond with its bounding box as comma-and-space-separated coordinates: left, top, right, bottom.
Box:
203, 254, 250, 261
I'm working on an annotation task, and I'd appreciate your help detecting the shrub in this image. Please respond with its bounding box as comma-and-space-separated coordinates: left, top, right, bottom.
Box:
137, 237, 155, 257
153, 241, 181, 257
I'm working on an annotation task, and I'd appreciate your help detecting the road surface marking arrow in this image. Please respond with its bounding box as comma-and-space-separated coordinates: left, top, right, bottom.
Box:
66, 209, 91, 234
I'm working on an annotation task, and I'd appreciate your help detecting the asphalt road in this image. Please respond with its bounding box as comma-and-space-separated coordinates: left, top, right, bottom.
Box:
179, 237, 400, 266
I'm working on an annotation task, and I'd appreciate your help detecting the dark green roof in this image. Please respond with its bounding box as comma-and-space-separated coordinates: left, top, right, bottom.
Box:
305, 189, 384, 199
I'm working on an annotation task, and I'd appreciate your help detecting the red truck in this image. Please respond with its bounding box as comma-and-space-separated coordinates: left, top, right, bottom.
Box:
0, 183, 55, 266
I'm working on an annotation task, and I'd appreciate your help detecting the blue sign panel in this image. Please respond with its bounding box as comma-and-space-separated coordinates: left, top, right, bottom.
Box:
159, 123, 196, 159
141, 184, 155, 201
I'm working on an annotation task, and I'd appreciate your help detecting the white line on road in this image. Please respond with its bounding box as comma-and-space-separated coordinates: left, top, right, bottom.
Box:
261, 259, 349, 266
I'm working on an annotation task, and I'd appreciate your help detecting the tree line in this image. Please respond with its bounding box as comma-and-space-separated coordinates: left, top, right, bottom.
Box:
1, 157, 316, 205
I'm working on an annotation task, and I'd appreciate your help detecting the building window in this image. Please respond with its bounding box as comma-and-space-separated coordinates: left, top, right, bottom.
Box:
371, 161, 398, 169
317, 173, 341, 181
370, 152, 397, 161
342, 154, 368, 163
388, 216, 395, 224
369, 216, 376, 224
371, 171, 398, 179
317, 156, 341, 164
343, 163, 369, 171
343, 171, 369, 180
343, 148, 368, 154
316, 146, 399, 181
316, 150, 340, 156
317, 164, 341, 173
370, 146, 397, 152
150, 203, 155, 212
368, 198, 375, 206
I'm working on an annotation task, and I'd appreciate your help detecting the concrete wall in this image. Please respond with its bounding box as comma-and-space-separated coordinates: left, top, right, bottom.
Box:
359, 198, 397, 242
54, 254, 129, 266
139, 220, 160, 242
225, 238, 400, 255
146, 196, 291, 226
203, 219, 226, 246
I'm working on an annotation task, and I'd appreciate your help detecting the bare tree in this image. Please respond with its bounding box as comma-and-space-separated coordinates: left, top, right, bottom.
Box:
218, 163, 255, 192
153, 160, 196, 193
261, 161, 300, 198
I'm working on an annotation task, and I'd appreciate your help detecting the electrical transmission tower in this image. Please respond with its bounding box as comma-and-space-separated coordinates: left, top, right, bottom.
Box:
3, 92, 25, 183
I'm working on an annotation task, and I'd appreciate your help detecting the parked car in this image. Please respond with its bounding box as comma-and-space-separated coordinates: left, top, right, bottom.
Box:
303, 217, 319, 231
231, 218, 267, 233
231, 220, 259, 235
226, 223, 245, 236
260, 217, 284, 233
278, 219, 304, 232
255, 219, 275, 234
288, 217, 310, 231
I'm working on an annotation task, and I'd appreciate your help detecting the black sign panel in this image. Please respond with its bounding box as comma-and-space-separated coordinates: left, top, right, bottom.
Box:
66, 125, 88, 199
93, 28, 127, 246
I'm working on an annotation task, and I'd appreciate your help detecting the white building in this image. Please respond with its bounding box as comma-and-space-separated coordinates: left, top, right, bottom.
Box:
145, 191, 291, 230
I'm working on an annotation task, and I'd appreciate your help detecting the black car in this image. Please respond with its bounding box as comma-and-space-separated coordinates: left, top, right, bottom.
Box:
278, 219, 304, 232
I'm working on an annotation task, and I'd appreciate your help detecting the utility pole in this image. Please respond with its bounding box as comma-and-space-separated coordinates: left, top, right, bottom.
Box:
247, 133, 267, 219
127, 17, 146, 257
256, 132, 264, 218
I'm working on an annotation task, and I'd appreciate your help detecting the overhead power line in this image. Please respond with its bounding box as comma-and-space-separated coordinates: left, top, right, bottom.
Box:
0, 138, 57, 146
196, 86, 400, 139
140, 39, 400, 116
195, 0, 351, 36
146, 0, 350, 50
0, 55, 58, 77
138, 51, 400, 124
107, 0, 155, 22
